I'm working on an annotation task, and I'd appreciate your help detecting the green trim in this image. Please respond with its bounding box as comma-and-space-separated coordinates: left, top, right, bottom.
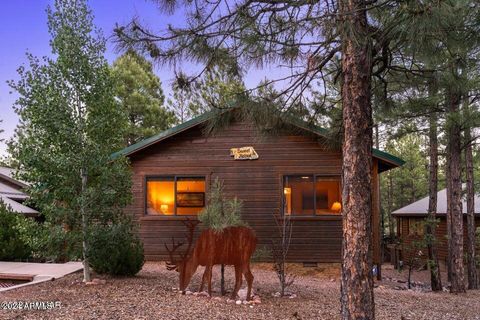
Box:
372, 148, 405, 167
110, 110, 219, 159
111, 108, 405, 168
284, 116, 405, 167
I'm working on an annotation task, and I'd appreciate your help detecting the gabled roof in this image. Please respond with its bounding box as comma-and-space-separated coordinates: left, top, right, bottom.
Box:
392, 185, 480, 216
0, 166, 27, 189
0, 195, 38, 216
0, 166, 38, 216
111, 109, 405, 170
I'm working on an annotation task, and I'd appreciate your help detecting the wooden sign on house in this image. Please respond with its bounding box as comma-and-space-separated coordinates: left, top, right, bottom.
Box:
229, 146, 259, 160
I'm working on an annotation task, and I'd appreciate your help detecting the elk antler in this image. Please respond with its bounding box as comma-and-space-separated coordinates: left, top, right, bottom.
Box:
164, 219, 199, 271
164, 237, 184, 271
179, 218, 200, 261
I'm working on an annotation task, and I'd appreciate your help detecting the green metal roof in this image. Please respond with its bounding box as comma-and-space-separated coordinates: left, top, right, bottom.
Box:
111, 108, 405, 168
371, 148, 405, 168
110, 110, 219, 159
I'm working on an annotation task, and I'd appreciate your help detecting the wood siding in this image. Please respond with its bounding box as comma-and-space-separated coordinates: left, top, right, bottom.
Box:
397, 216, 480, 263
125, 119, 380, 262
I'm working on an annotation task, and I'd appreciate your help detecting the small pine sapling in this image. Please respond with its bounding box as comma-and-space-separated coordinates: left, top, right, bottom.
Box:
198, 178, 246, 231
198, 178, 247, 295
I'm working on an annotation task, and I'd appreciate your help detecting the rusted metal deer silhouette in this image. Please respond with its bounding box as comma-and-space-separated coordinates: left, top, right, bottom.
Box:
165, 219, 257, 300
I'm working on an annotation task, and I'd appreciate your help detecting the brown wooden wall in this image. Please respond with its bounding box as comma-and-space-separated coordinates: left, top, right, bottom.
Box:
125, 119, 379, 263
397, 216, 480, 263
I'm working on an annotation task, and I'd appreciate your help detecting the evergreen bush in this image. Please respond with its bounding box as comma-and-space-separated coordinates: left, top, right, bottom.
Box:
88, 218, 144, 276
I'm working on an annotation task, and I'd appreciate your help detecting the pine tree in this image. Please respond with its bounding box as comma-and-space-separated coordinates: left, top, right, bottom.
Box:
112, 50, 176, 145
198, 178, 246, 295
168, 67, 246, 122
372, 1, 480, 293
465, 117, 479, 289
114, 0, 480, 316
198, 178, 245, 232
426, 110, 442, 291
440, 2, 480, 293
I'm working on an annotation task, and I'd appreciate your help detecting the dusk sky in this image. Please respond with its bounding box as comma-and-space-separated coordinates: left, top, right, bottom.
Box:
0, 0, 278, 157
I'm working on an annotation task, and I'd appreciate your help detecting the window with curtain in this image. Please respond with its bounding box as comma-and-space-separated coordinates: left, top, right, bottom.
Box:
283, 175, 342, 215
146, 176, 205, 215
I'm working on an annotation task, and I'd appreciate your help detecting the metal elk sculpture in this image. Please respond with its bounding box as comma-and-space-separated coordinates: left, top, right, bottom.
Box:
165, 219, 257, 300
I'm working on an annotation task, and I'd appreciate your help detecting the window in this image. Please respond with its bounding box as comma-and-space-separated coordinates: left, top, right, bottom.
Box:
283, 175, 342, 215
408, 218, 424, 236
146, 176, 205, 215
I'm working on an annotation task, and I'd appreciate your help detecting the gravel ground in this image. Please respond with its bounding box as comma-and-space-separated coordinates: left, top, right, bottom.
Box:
1, 262, 479, 320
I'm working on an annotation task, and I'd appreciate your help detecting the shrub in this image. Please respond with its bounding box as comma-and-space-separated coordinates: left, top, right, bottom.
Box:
198, 178, 247, 231
251, 245, 271, 262
0, 200, 34, 260
0, 200, 71, 262
26, 223, 82, 262
88, 219, 144, 276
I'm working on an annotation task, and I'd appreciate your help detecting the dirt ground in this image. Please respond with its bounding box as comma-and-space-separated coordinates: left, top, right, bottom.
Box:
1, 262, 479, 320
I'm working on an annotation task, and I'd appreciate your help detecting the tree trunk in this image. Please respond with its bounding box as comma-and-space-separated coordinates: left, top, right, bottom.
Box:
465, 128, 478, 289
388, 173, 394, 238
339, 0, 374, 318
426, 111, 442, 291
375, 125, 382, 281
446, 142, 452, 283
446, 90, 466, 293
81, 167, 91, 283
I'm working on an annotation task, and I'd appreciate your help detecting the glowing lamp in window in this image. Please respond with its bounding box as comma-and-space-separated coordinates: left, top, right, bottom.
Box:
331, 201, 342, 212
283, 187, 292, 215
160, 204, 169, 214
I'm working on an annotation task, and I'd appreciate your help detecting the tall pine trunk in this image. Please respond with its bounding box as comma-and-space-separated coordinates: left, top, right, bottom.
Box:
465, 128, 478, 289
387, 173, 394, 238
446, 90, 466, 293
339, 0, 374, 318
426, 111, 442, 291
446, 143, 452, 282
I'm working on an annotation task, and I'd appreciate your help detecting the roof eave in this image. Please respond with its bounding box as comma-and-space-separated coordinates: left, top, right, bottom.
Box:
110, 111, 219, 159
111, 109, 405, 169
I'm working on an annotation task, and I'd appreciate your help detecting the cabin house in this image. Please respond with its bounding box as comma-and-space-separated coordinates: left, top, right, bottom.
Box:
392, 187, 480, 263
113, 110, 404, 264
0, 166, 38, 217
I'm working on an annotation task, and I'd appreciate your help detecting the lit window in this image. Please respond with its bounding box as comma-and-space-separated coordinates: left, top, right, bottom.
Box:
176, 178, 206, 215
283, 175, 342, 215
146, 177, 205, 215
315, 178, 342, 214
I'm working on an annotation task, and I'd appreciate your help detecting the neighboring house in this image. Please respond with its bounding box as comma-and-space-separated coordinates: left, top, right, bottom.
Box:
392, 187, 480, 263
0, 166, 38, 217
113, 110, 404, 264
